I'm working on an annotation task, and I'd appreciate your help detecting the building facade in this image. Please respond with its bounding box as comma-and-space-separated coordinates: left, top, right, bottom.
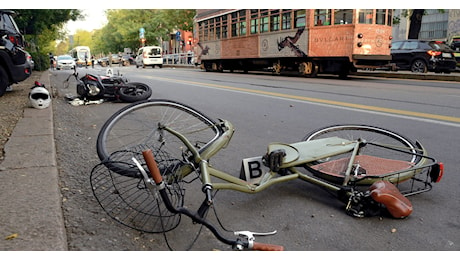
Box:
392, 9, 460, 43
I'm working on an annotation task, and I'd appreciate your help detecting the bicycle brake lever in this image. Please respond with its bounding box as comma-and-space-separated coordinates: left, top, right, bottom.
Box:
234, 230, 277, 239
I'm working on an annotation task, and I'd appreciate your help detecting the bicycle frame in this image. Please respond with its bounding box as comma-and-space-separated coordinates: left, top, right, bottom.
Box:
159, 119, 438, 196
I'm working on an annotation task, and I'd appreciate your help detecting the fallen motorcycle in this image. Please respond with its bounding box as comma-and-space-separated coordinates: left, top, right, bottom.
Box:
64, 67, 152, 103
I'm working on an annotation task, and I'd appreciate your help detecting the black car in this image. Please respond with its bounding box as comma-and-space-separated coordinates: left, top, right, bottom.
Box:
0, 10, 32, 96
121, 54, 134, 66
390, 40, 457, 73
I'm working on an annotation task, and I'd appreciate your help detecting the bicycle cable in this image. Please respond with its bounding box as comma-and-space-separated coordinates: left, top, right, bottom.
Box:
156, 181, 207, 251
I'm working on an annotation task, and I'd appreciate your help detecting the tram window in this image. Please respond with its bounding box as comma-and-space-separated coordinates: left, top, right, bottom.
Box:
315, 9, 331, 26
359, 9, 374, 24
260, 10, 269, 33
215, 17, 221, 39
281, 9, 292, 30
387, 9, 393, 26
250, 10, 258, 34
334, 9, 353, 24
209, 19, 215, 41
198, 21, 203, 42
270, 10, 280, 31
203, 20, 209, 41
376, 9, 386, 25
222, 15, 228, 39
231, 12, 238, 37
294, 10, 306, 28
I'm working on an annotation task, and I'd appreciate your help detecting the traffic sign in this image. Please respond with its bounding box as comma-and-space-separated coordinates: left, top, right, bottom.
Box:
176, 31, 181, 41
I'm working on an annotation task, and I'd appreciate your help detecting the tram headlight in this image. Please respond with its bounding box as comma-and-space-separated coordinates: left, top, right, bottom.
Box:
357, 42, 363, 47
357, 33, 363, 38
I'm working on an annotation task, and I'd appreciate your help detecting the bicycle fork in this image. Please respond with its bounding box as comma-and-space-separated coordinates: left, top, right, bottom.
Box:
134, 150, 284, 251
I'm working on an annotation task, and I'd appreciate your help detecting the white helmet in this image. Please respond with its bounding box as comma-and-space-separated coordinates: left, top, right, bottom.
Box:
29, 84, 51, 109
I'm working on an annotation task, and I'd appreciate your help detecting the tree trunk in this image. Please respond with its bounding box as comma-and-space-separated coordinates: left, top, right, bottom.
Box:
408, 9, 425, 39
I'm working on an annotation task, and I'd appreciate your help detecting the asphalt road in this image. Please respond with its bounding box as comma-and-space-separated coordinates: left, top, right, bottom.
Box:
50, 66, 460, 251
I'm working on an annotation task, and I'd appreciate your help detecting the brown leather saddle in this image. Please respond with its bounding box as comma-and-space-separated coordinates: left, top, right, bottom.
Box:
369, 180, 413, 218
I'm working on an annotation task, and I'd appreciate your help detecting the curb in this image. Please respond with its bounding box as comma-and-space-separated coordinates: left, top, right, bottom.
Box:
164, 64, 460, 82
0, 72, 67, 250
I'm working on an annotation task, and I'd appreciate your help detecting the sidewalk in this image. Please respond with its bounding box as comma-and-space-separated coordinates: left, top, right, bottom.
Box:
0, 72, 67, 250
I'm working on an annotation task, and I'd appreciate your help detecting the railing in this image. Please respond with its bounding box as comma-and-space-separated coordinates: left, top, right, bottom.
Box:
163, 52, 196, 65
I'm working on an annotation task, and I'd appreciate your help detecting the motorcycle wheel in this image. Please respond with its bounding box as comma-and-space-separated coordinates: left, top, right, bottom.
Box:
118, 82, 152, 102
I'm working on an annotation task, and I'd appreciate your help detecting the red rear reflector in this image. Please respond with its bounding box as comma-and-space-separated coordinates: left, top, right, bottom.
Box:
430, 162, 444, 183
436, 162, 444, 183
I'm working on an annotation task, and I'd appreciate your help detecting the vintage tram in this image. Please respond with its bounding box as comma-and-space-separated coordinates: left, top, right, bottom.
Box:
194, 9, 393, 77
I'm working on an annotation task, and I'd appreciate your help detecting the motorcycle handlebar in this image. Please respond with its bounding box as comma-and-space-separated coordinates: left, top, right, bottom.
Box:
141, 149, 284, 251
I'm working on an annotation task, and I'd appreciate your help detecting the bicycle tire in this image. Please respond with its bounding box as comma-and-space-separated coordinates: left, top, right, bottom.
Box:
96, 99, 221, 178
118, 82, 152, 103
302, 125, 419, 185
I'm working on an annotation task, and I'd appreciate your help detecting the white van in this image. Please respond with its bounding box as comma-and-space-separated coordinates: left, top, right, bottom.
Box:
135, 46, 163, 68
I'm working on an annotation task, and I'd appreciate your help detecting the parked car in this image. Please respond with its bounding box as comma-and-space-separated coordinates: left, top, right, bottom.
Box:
25, 51, 34, 71
111, 53, 122, 64
97, 57, 109, 67
135, 46, 163, 68
448, 36, 460, 69
0, 9, 32, 96
122, 54, 134, 66
56, 55, 76, 70
390, 40, 457, 73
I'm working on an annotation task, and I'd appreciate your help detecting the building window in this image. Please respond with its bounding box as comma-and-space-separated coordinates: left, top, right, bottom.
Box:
281, 9, 292, 30
420, 21, 447, 39
359, 9, 374, 24
418, 10, 448, 40
334, 9, 353, 24
294, 10, 306, 28
315, 9, 331, 26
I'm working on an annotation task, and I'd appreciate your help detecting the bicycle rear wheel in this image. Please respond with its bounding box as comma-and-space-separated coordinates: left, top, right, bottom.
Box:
96, 99, 221, 178
302, 125, 419, 185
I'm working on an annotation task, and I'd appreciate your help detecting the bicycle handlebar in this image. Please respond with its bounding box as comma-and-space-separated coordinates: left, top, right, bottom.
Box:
141, 149, 284, 251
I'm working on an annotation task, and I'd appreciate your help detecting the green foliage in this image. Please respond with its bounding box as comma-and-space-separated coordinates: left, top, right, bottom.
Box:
29, 52, 50, 71
91, 9, 196, 56
12, 9, 83, 70
11, 9, 196, 61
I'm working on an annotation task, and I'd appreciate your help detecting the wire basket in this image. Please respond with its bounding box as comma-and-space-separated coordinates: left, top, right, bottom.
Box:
90, 148, 185, 233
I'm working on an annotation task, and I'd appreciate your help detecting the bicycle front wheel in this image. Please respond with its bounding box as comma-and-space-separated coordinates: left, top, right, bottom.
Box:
97, 99, 222, 178
302, 125, 419, 185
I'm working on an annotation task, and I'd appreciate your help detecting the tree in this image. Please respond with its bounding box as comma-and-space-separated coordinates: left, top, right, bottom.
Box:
13, 9, 81, 35
408, 9, 425, 39
12, 9, 83, 70
91, 10, 196, 55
